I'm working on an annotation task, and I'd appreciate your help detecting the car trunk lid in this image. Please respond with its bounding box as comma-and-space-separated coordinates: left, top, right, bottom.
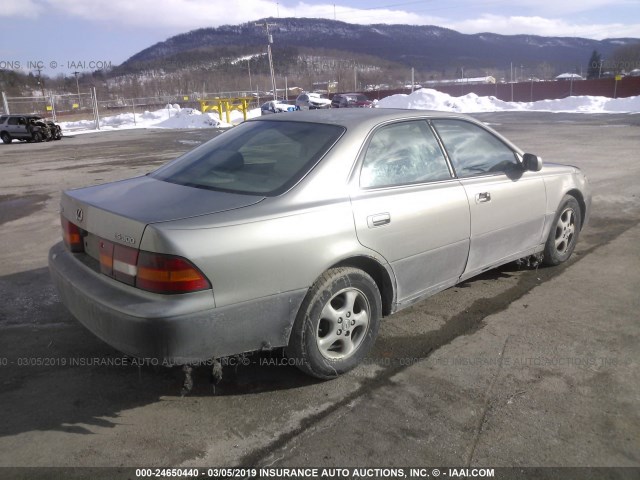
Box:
60, 175, 264, 251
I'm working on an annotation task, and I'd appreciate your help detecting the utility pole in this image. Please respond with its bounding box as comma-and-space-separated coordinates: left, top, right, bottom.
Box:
256, 22, 278, 101
247, 59, 252, 92
35, 68, 46, 97
73, 71, 81, 104
599, 58, 603, 78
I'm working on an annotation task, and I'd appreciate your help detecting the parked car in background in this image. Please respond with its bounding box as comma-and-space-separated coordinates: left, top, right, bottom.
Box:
331, 93, 374, 108
295, 92, 332, 110
49, 109, 590, 379
0, 114, 62, 143
260, 101, 296, 115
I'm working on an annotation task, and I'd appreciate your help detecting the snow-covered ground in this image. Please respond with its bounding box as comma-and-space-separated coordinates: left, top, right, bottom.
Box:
60, 89, 640, 135
376, 88, 640, 113
59, 103, 262, 135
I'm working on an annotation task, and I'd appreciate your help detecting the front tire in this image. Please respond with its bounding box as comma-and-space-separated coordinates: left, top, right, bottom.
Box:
286, 267, 382, 379
31, 132, 43, 143
543, 195, 581, 266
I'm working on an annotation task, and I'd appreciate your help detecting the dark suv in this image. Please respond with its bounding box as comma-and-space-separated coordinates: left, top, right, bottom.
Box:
331, 93, 373, 108
0, 114, 63, 144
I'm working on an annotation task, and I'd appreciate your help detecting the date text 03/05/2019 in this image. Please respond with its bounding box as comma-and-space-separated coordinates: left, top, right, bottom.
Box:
134, 467, 496, 478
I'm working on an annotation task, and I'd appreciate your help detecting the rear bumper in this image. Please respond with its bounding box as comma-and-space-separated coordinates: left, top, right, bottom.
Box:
49, 242, 306, 363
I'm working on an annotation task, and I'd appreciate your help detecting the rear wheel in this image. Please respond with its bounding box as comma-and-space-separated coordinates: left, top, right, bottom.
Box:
286, 267, 381, 379
0, 132, 10, 144
543, 195, 581, 266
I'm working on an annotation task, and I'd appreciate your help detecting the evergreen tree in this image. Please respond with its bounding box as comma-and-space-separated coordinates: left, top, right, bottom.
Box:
587, 50, 602, 79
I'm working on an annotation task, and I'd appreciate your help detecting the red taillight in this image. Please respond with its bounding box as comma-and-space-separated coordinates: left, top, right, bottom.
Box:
136, 251, 211, 294
68, 222, 210, 294
62, 216, 84, 253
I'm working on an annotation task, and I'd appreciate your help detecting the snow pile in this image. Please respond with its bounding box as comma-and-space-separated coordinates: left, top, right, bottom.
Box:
377, 89, 515, 112
59, 103, 243, 133
526, 95, 640, 113
59, 90, 640, 136
376, 88, 640, 113
154, 106, 224, 129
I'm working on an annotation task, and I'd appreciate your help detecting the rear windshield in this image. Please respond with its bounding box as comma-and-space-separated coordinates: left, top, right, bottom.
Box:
151, 120, 344, 196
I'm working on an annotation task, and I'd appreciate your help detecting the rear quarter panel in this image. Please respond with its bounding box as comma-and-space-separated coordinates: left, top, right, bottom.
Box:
140, 201, 379, 307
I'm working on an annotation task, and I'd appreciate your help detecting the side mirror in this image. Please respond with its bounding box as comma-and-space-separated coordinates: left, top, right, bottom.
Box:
523, 153, 543, 172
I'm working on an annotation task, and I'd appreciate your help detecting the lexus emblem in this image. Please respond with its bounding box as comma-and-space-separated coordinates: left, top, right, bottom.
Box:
75, 208, 84, 223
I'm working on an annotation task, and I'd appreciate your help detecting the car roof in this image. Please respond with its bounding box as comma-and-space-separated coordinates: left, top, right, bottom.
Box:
251, 108, 476, 130
249, 108, 521, 153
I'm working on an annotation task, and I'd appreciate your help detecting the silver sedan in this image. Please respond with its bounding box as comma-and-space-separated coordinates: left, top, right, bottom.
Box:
49, 109, 590, 378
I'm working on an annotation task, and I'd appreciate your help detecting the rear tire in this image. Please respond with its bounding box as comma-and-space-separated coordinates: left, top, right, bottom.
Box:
286, 267, 381, 379
1, 132, 11, 144
543, 195, 581, 266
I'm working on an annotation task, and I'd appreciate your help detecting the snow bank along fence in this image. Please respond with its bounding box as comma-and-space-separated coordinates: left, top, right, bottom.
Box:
94, 93, 260, 127
367, 76, 640, 103
95, 95, 197, 128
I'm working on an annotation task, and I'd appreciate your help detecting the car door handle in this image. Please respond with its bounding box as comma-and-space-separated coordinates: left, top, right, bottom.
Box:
367, 213, 391, 228
476, 192, 491, 203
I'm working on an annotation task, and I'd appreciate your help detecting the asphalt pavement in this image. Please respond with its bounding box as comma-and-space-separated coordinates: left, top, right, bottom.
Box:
0, 114, 638, 477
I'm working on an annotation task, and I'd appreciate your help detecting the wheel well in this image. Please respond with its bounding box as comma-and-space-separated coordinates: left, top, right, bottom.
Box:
332, 256, 395, 316
566, 189, 586, 230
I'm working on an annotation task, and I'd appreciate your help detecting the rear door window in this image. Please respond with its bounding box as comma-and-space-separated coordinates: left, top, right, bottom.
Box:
360, 120, 452, 188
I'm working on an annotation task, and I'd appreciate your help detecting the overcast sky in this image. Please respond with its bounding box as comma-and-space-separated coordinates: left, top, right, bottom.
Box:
2, 0, 639, 75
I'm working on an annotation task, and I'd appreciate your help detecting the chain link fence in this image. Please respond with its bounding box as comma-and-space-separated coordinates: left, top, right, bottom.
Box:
2, 91, 99, 130
2, 89, 271, 131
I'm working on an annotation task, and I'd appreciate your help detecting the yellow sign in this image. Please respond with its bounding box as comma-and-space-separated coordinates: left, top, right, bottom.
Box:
72, 103, 79, 109
183, 96, 189, 101
615, 75, 623, 81
46, 106, 52, 111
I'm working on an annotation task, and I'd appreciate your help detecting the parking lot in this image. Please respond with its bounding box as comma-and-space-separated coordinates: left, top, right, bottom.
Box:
0, 113, 639, 473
